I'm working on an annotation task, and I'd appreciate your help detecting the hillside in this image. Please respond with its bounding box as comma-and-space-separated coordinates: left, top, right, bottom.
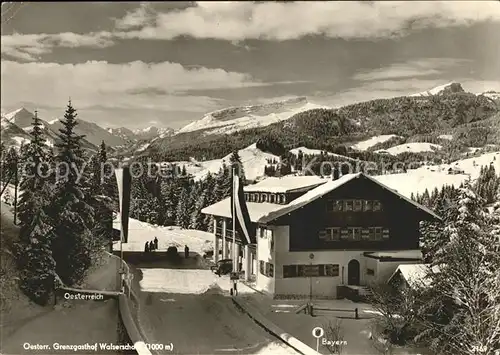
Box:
177, 97, 328, 135
49, 118, 128, 147
140, 87, 499, 162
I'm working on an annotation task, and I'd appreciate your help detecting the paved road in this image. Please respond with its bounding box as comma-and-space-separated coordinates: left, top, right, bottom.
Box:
127, 254, 299, 355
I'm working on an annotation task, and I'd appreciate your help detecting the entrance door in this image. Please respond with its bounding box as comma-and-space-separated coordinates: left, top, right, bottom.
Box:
347, 259, 360, 285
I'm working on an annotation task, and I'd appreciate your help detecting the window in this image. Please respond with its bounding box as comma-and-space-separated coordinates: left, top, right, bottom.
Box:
328, 200, 342, 212
253, 193, 258, 202
352, 227, 362, 240
260, 261, 273, 277
280, 194, 286, 204
283, 264, 339, 277
283, 265, 298, 278
325, 264, 340, 277
330, 228, 340, 241
373, 200, 382, 211
368, 227, 383, 240
269, 234, 274, 252
367, 268, 375, 276
383, 228, 390, 239
344, 200, 353, 211
258, 228, 264, 239
262, 194, 268, 202
270, 194, 275, 203
362, 228, 370, 239
354, 200, 363, 212
245, 193, 249, 201
363, 200, 372, 211
259, 260, 265, 275
319, 230, 328, 240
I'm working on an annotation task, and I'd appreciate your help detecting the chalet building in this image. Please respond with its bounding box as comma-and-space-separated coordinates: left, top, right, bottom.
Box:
201, 173, 441, 299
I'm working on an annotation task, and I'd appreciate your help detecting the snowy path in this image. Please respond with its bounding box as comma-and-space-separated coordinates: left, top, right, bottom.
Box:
129, 259, 299, 355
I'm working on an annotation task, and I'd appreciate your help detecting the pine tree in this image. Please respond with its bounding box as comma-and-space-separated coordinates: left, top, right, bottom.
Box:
421, 183, 500, 355
175, 186, 190, 228
229, 150, 245, 182
50, 101, 94, 285
14, 111, 57, 305
190, 190, 209, 230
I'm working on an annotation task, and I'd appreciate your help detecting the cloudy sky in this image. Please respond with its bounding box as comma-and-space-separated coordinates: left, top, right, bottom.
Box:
1, 1, 500, 129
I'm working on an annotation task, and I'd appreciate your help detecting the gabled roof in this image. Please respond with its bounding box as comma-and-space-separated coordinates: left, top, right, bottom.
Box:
257, 172, 441, 223
201, 198, 282, 222
388, 264, 440, 288
244, 175, 327, 193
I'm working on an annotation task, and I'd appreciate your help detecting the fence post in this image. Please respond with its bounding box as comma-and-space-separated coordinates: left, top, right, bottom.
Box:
355, 308, 359, 319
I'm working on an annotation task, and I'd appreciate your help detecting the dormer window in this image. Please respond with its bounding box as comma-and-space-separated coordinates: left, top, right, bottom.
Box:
253, 193, 258, 202
270, 194, 275, 203
279, 194, 286, 204
262, 194, 268, 202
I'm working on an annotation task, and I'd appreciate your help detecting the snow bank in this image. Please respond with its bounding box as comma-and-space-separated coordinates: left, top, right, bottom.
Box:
112, 217, 213, 253
351, 135, 399, 151
375, 142, 442, 155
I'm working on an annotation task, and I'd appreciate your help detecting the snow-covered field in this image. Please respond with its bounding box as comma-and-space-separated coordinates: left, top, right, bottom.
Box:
351, 135, 399, 151
175, 143, 280, 181
289, 146, 356, 161
375, 142, 442, 155
112, 216, 213, 253
373, 151, 499, 198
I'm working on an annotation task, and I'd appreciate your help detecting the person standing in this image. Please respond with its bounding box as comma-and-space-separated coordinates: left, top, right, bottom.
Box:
145, 241, 149, 253
154, 237, 158, 250
184, 245, 189, 258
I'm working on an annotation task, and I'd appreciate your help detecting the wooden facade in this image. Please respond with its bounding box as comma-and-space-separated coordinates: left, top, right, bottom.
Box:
269, 176, 435, 251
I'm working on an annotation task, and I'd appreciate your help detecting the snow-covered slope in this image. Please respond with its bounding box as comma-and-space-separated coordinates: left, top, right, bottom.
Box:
177, 97, 330, 135
373, 151, 500, 198
0, 116, 36, 149
410, 82, 465, 97
133, 126, 175, 140
289, 147, 357, 161
479, 91, 500, 102
375, 143, 442, 155
174, 143, 280, 181
351, 135, 400, 151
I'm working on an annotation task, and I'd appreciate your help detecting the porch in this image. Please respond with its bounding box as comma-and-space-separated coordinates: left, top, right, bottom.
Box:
212, 217, 257, 281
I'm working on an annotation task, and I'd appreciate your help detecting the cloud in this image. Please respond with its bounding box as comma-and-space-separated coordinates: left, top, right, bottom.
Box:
115, 1, 500, 41
114, 2, 155, 30
1, 32, 115, 61
353, 58, 472, 81
0, 60, 269, 126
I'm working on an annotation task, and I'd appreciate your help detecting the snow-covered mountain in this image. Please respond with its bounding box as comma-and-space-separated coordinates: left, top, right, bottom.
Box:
107, 127, 137, 141
49, 118, 128, 147
0, 116, 34, 149
133, 126, 175, 140
177, 97, 329, 135
410, 82, 465, 97
479, 90, 500, 102
1, 108, 59, 148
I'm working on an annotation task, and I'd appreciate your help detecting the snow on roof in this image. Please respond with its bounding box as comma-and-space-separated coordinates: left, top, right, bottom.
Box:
258, 173, 362, 223
388, 264, 439, 288
201, 198, 282, 222
244, 175, 327, 193
258, 173, 441, 223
